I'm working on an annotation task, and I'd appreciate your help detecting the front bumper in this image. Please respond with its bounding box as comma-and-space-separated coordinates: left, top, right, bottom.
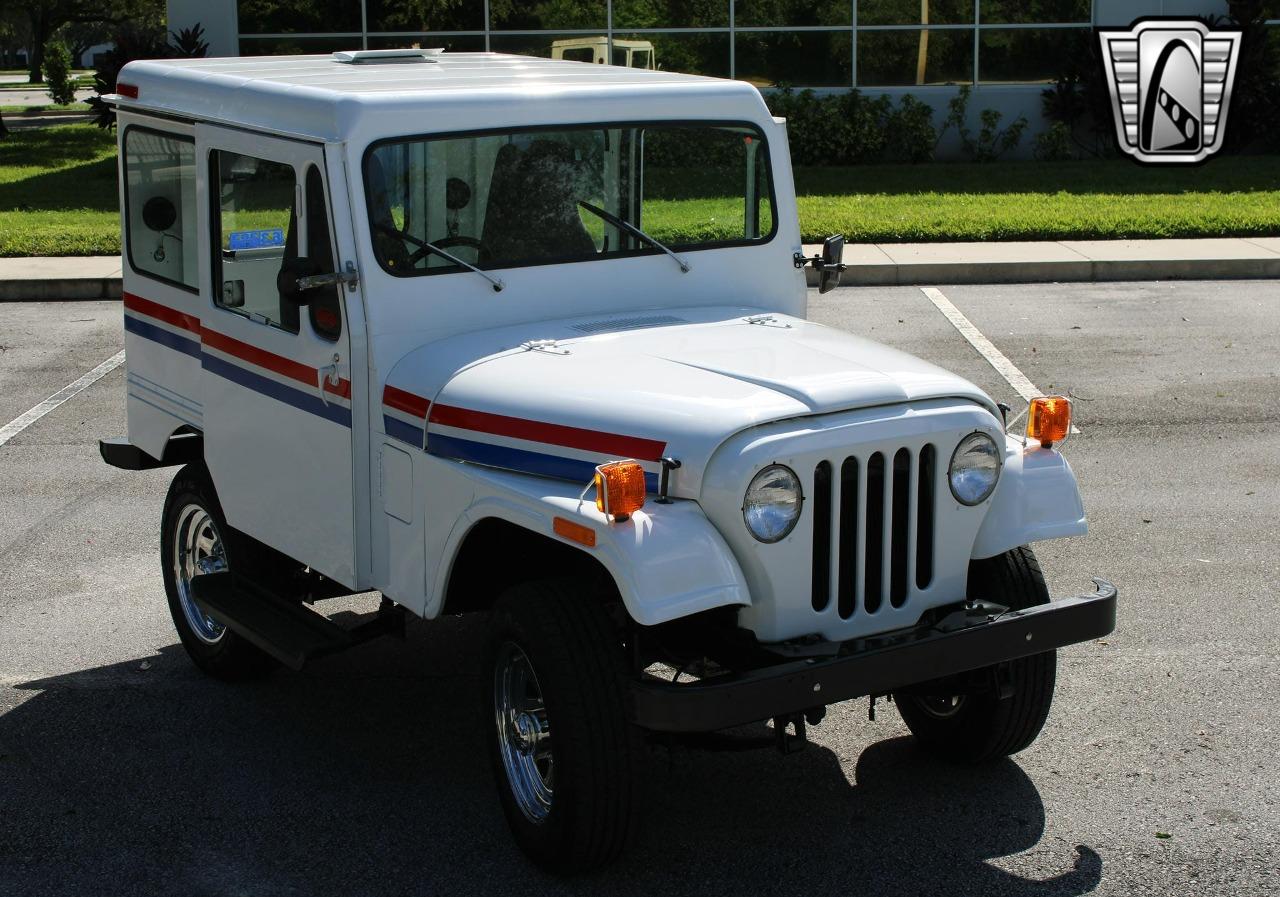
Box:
629, 578, 1117, 732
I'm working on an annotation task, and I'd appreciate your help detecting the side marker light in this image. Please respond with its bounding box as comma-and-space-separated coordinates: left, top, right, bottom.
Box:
553, 517, 596, 547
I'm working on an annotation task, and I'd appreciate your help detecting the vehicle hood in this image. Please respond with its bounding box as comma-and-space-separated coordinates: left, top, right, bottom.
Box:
382, 306, 997, 498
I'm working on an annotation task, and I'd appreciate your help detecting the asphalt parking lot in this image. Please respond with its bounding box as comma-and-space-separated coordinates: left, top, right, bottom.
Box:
1, 281, 1277, 896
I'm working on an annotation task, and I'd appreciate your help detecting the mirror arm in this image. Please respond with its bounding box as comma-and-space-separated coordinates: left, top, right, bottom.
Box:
792, 251, 847, 274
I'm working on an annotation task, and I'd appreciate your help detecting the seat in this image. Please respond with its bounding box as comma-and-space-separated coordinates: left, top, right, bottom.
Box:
478, 141, 597, 267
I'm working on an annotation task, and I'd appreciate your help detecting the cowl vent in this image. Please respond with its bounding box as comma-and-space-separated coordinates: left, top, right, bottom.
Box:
569, 315, 686, 334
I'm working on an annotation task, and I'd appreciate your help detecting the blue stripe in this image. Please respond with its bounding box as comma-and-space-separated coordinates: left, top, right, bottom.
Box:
384, 414, 424, 448
202, 353, 352, 428
428, 433, 659, 490
124, 314, 200, 358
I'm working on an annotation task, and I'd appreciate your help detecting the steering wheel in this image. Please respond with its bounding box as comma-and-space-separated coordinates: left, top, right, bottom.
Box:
408, 234, 482, 266
375, 222, 484, 268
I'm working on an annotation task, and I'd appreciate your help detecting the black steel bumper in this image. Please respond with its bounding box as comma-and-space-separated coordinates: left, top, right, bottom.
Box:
629, 579, 1117, 733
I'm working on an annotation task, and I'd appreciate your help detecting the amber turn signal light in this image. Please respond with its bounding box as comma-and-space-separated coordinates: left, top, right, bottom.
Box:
1027, 396, 1072, 448
594, 460, 646, 521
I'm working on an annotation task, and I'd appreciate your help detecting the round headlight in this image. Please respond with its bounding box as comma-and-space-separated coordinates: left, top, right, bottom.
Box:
949, 431, 1002, 505
743, 464, 802, 543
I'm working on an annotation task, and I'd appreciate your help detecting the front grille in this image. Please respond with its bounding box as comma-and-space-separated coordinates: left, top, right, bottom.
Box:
811, 444, 936, 619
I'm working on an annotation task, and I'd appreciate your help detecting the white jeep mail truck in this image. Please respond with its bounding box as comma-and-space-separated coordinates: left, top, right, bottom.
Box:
100, 49, 1116, 872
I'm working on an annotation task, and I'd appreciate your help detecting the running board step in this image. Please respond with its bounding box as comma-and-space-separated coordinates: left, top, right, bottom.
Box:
190, 572, 402, 670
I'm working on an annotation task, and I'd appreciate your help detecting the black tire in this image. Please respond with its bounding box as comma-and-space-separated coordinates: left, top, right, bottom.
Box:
895, 546, 1057, 763
161, 465, 277, 681
484, 580, 639, 874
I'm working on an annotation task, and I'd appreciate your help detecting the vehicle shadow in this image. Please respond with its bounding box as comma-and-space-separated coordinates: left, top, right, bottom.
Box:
0, 615, 1100, 896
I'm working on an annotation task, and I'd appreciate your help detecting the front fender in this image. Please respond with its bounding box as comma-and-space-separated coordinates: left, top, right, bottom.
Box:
972, 439, 1087, 559
431, 465, 751, 626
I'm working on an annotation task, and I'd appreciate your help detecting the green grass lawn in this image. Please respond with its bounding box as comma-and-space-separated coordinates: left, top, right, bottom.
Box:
0, 103, 92, 113
3, 124, 1280, 257
795, 159, 1280, 243
0, 124, 119, 256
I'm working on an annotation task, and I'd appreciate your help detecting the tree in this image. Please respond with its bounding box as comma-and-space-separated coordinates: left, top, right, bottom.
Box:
0, 5, 31, 69
62, 19, 112, 67
15, 0, 162, 83
88, 22, 207, 129
43, 39, 75, 104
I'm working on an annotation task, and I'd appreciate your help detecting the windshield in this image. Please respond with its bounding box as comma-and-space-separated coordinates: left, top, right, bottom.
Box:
364, 122, 775, 277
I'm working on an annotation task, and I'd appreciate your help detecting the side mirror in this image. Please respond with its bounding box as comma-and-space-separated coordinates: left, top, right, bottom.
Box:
818, 234, 845, 294
277, 256, 322, 306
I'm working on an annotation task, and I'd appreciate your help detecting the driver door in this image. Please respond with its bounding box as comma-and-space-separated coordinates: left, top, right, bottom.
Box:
195, 124, 356, 586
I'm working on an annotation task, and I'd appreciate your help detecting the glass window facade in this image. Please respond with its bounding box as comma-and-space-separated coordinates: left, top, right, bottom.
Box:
236, 1, 1103, 87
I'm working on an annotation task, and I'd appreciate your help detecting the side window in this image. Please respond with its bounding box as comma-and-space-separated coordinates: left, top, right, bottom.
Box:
124, 128, 197, 291
211, 150, 299, 332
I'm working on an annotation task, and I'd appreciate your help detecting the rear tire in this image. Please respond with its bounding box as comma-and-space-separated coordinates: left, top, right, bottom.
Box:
161, 465, 277, 681
484, 580, 639, 873
895, 546, 1057, 763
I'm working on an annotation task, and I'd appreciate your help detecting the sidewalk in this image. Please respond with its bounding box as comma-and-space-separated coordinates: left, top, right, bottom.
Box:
805, 237, 1280, 286
4, 238, 1280, 300
0, 256, 121, 300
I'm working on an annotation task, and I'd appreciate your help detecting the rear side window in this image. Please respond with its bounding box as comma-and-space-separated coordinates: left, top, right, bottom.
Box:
123, 128, 197, 291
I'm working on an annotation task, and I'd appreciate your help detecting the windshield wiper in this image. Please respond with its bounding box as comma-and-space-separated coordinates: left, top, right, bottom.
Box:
577, 200, 690, 274
417, 239, 505, 292
375, 223, 504, 292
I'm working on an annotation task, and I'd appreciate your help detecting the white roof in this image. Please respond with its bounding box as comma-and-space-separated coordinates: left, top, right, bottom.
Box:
113, 52, 771, 144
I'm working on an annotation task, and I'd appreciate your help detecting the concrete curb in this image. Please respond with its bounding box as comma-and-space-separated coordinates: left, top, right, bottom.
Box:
0, 278, 122, 301
0, 256, 123, 302
806, 256, 1280, 287
803, 237, 1280, 287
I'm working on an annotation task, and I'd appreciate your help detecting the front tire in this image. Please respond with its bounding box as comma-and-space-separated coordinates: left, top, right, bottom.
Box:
161, 465, 276, 681
484, 580, 639, 873
895, 546, 1057, 763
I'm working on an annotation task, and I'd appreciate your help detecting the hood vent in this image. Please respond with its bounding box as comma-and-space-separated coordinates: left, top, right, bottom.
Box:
570, 314, 686, 334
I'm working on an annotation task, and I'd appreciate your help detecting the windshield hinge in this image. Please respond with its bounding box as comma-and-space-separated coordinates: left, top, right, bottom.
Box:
522, 339, 570, 356
744, 314, 791, 328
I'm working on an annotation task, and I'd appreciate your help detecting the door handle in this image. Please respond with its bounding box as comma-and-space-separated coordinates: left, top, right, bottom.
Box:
317, 353, 343, 406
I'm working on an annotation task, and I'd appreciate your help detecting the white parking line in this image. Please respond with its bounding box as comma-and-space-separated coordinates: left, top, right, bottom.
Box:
920, 287, 1080, 434
0, 350, 126, 448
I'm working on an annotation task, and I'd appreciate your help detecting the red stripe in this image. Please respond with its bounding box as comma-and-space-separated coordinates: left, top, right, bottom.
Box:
383, 384, 430, 418
428, 404, 666, 461
124, 292, 352, 399
124, 291, 200, 334
201, 327, 352, 399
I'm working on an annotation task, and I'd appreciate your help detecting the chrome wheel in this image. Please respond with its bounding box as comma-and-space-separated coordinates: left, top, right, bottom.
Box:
172, 503, 227, 645
494, 641, 553, 824
915, 694, 967, 719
